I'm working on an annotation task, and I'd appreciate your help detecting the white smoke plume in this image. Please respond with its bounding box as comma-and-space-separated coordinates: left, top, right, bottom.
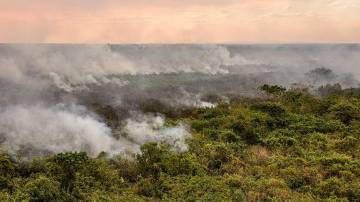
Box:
0, 104, 190, 158
122, 113, 190, 152
0, 104, 116, 156
0, 45, 135, 92
0, 44, 237, 92
174, 89, 216, 108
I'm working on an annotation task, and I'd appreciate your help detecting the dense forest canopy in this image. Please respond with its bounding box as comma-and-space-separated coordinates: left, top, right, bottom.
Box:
1, 85, 360, 201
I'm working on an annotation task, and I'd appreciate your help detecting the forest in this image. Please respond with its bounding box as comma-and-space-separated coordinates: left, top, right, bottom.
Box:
1, 84, 360, 202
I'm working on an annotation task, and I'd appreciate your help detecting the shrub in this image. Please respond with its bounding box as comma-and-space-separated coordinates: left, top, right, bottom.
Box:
161, 175, 233, 201
49, 152, 92, 192
19, 175, 64, 202
0, 154, 15, 189
260, 84, 286, 95
330, 99, 360, 124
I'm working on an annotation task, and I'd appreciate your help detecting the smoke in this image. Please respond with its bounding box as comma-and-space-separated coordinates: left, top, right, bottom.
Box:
0, 44, 233, 158
2, 44, 359, 93
0, 44, 359, 158
0, 45, 135, 92
112, 45, 244, 74
0, 104, 190, 158
172, 89, 216, 108
121, 113, 190, 153
0, 104, 116, 157
0, 44, 236, 89
225, 44, 360, 85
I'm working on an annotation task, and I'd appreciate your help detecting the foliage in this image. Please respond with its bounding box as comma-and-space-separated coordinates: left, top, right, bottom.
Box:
1, 86, 360, 201
260, 84, 286, 95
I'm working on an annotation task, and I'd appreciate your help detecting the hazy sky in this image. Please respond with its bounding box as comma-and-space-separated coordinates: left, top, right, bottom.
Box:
0, 0, 359, 43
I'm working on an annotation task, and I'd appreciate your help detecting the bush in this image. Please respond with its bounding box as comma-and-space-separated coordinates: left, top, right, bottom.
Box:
49, 152, 92, 192
0, 154, 15, 189
251, 102, 286, 117
260, 84, 286, 95
19, 175, 65, 202
161, 175, 233, 201
2, 85, 360, 201
330, 99, 360, 124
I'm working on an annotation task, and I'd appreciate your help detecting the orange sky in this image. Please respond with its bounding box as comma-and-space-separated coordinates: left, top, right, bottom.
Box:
0, 0, 359, 43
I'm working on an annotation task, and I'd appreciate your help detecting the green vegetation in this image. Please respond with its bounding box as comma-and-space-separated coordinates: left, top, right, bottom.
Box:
1, 85, 360, 201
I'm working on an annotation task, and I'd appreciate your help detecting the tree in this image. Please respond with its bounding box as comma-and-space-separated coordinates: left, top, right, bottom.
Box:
260, 84, 286, 95
318, 83, 342, 97
50, 152, 91, 192
330, 100, 360, 124
18, 175, 65, 202
136, 143, 166, 179
0, 154, 15, 189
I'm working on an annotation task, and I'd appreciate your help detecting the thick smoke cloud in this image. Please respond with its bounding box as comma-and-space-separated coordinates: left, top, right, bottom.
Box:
0, 44, 359, 158
1, 44, 359, 91
0, 104, 115, 156
0, 45, 134, 92
0, 44, 236, 89
0, 105, 189, 158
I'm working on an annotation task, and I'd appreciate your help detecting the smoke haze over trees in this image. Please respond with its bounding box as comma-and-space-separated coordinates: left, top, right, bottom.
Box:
0, 44, 360, 201
0, 44, 359, 158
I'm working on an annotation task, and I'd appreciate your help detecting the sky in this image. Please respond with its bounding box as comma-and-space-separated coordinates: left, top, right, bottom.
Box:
0, 0, 359, 43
